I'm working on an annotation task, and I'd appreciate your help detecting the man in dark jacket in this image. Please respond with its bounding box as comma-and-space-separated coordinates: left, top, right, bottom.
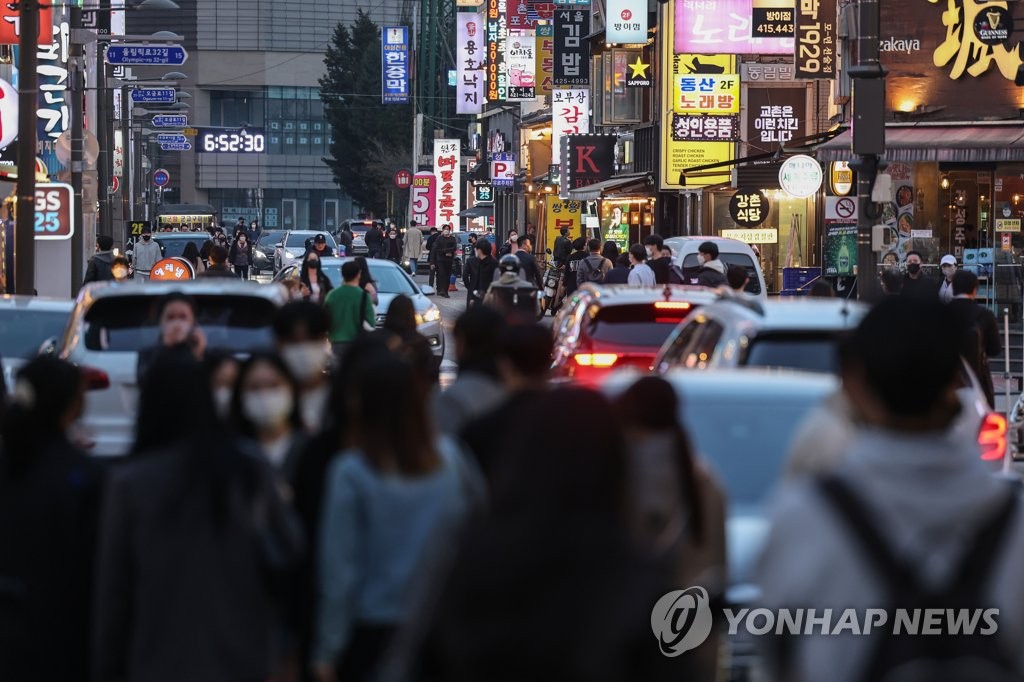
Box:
696, 241, 727, 288
949, 269, 1001, 408
364, 224, 383, 259
425, 227, 440, 287
466, 239, 499, 306
84, 234, 116, 284
199, 245, 237, 278
901, 250, 937, 300
431, 225, 458, 298
563, 237, 588, 296
337, 226, 354, 256
552, 227, 572, 266
515, 235, 542, 289
644, 234, 672, 284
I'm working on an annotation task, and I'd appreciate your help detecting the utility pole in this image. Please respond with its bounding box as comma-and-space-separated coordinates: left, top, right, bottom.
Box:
96, 0, 112, 238
849, 0, 885, 302
15, 0, 39, 295
70, 3, 85, 293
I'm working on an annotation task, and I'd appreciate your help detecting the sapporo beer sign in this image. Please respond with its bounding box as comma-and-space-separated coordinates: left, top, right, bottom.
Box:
34, 183, 75, 240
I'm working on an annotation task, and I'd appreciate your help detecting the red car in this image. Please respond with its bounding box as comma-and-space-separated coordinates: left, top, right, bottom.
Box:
551, 284, 720, 385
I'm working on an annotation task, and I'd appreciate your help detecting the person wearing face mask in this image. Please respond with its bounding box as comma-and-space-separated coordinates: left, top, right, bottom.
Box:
431, 225, 458, 298
299, 251, 334, 305
499, 229, 519, 257
0, 357, 106, 682
231, 353, 305, 474
132, 226, 162, 280
900, 250, 937, 300
695, 241, 727, 288
206, 352, 241, 422
938, 254, 957, 303
84, 234, 116, 284
273, 302, 333, 433
136, 292, 207, 384
111, 255, 131, 282
230, 232, 253, 280
384, 226, 404, 265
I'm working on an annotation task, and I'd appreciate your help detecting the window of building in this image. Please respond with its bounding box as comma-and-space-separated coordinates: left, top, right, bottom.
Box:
264, 86, 330, 156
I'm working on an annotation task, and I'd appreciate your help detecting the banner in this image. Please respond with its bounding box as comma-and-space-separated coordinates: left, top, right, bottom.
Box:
457, 14, 486, 114
486, 0, 508, 100
552, 89, 589, 165
554, 8, 589, 86
508, 0, 535, 30
381, 26, 410, 104
794, 0, 837, 79
410, 172, 436, 227
606, 0, 647, 44
536, 24, 554, 95
506, 32, 536, 100
545, 199, 583, 253
745, 87, 806, 153
674, 0, 793, 55
433, 139, 461, 228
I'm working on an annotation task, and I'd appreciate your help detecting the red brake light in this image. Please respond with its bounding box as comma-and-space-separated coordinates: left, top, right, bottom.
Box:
979, 412, 1007, 461
574, 352, 618, 368
80, 366, 110, 391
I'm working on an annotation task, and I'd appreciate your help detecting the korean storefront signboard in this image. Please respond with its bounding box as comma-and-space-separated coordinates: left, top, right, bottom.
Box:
486, 0, 508, 101
745, 86, 806, 153
0, 3, 52, 43
779, 154, 822, 197
381, 26, 410, 104
671, 70, 740, 142
410, 172, 436, 227
457, 14, 486, 114
554, 8, 590, 86
552, 89, 589, 165
505, 32, 536, 99
752, 0, 795, 37
728, 188, 769, 227
674, 0, 794, 55
33, 183, 74, 240
536, 24, 554, 95
545, 199, 583, 253
606, 0, 648, 44
721, 228, 779, 243
433, 140, 461, 227
793, 0, 836, 79
561, 134, 615, 192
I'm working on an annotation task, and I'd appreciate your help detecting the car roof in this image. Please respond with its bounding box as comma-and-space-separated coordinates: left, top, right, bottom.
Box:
285, 230, 332, 236
604, 365, 838, 399
698, 297, 868, 332
576, 283, 722, 306
77, 280, 288, 306
0, 295, 75, 311
152, 232, 206, 238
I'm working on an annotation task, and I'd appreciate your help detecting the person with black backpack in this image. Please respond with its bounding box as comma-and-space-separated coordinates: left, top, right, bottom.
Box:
949, 269, 1000, 409
756, 297, 1024, 682
576, 238, 611, 287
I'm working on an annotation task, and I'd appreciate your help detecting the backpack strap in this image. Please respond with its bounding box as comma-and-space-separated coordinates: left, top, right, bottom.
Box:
946, 484, 1018, 597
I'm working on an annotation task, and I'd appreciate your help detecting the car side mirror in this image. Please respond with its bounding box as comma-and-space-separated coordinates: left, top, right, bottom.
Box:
420, 285, 437, 296
275, 242, 284, 248
37, 336, 58, 357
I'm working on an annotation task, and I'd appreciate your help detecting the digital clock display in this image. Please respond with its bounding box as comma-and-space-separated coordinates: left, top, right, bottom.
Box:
197, 127, 266, 153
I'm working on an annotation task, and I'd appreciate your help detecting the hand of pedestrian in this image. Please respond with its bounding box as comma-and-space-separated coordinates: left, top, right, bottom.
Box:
312, 662, 335, 682
300, 283, 312, 298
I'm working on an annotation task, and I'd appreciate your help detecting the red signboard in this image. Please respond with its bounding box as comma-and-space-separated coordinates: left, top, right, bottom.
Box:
149, 257, 195, 281
33, 182, 74, 241
394, 168, 413, 189
0, 4, 53, 45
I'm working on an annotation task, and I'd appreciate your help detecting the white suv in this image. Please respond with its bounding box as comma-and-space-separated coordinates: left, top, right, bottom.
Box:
59, 280, 288, 457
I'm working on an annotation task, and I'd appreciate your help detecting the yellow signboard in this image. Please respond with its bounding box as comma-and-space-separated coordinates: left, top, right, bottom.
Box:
721, 228, 779, 244
545, 199, 583, 253
673, 74, 740, 115
996, 218, 1021, 232
659, 7, 735, 190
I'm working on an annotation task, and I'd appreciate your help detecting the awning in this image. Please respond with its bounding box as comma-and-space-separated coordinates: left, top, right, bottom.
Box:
814, 123, 1024, 163
458, 204, 494, 218
568, 172, 652, 200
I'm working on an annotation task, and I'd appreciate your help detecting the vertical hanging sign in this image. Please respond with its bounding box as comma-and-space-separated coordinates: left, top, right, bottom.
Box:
551, 89, 589, 165
536, 24, 554, 95
606, 0, 647, 44
381, 26, 410, 104
553, 9, 589, 86
505, 31, 536, 99
433, 139, 461, 228
486, 0, 509, 101
457, 14, 486, 114
410, 172, 436, 227
793, 0, 836, 79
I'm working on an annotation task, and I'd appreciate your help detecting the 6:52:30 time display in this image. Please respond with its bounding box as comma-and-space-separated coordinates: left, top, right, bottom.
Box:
197, 127, 266, 153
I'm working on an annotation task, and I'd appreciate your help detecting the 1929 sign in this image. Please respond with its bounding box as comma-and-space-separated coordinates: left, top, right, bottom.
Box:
34, 183, 74, 240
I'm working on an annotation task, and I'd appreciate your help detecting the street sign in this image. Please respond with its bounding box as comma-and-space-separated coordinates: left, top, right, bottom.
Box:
160, 142, 192, 151
153, 168, 171, 187
394, 168, 413, 189
105, 44, 188, 66
152, 115, 187, 128
130, 88, 176, 104
110, 176, 120, 194
182, 127, 198, 137
156, 133, 187, 144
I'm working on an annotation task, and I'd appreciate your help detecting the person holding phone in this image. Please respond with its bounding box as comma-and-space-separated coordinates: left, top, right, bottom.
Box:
136, 292, 207, 384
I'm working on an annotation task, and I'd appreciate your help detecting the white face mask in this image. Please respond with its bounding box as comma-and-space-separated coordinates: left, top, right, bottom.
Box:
941, 265, 956, 278
243, 388, 293, 430
213, 386, 233, 419
281, 342, 329, 382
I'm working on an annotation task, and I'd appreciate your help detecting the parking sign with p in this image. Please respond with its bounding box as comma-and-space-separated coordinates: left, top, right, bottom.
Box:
491, 153, 516, 187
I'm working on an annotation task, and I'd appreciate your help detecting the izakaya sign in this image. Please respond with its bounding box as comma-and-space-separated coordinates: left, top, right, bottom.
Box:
433, 140, 461, 227
506, 32, 536, 100
381, 26, 410, 104
674, 0, 794, 55
606, 0, 647, 44
554, 8, 589, 85
552, 89, 589, 165
457, 14, 486, 114
410, 172, 436, 227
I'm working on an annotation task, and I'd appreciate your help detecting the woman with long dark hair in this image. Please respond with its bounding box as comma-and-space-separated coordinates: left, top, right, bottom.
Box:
601, 240, 620, 263
379, 295, 438, 389
182, 240, 205, 275
312, 353, 481, 682
299, 250, 334, 305
353, 256, 379, 305
93, 355, 303, 682
0, 358, 105, 681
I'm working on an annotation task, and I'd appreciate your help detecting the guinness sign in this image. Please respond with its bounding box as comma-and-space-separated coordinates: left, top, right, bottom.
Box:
974, 6, 1012, 46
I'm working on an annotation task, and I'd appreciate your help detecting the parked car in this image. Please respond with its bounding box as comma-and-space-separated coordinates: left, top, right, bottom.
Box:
0, 295, 75, 391
274, 230, 339, 273
550, 283, 719, 385
664, 236, 767, 301
273, 256, 445, 357
58, 281, 288, 456
137, 231, 208, 262
252, 229, 285, 275
653, 298, 868, 375
338, 219, 386, 257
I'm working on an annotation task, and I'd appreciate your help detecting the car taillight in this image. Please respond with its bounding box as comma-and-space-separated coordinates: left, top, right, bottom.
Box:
979, 412, 1007, 461
654, 301, 692, 310
574, 353, 618, 368
80, 366, 110, 391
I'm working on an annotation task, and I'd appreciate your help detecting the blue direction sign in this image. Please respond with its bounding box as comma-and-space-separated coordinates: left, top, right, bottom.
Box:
131, 88, 176, 104
160, 142, 192, 151
153, 168, 171, 187
106, 44, 188, 66
156, 133, 187, 144
152, 114, 187, 128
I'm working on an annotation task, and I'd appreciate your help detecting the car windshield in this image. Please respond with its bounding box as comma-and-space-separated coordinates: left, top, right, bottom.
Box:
153, 235, 204, 258
682, 252, 762, 294
584, 303, 695, 346
81, 295, 278, 352
319, 262, 417, 295
286, 233, 337, 249
743, 333, 841, 374
0, 308, 70, 357
259, 232, 284, 247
